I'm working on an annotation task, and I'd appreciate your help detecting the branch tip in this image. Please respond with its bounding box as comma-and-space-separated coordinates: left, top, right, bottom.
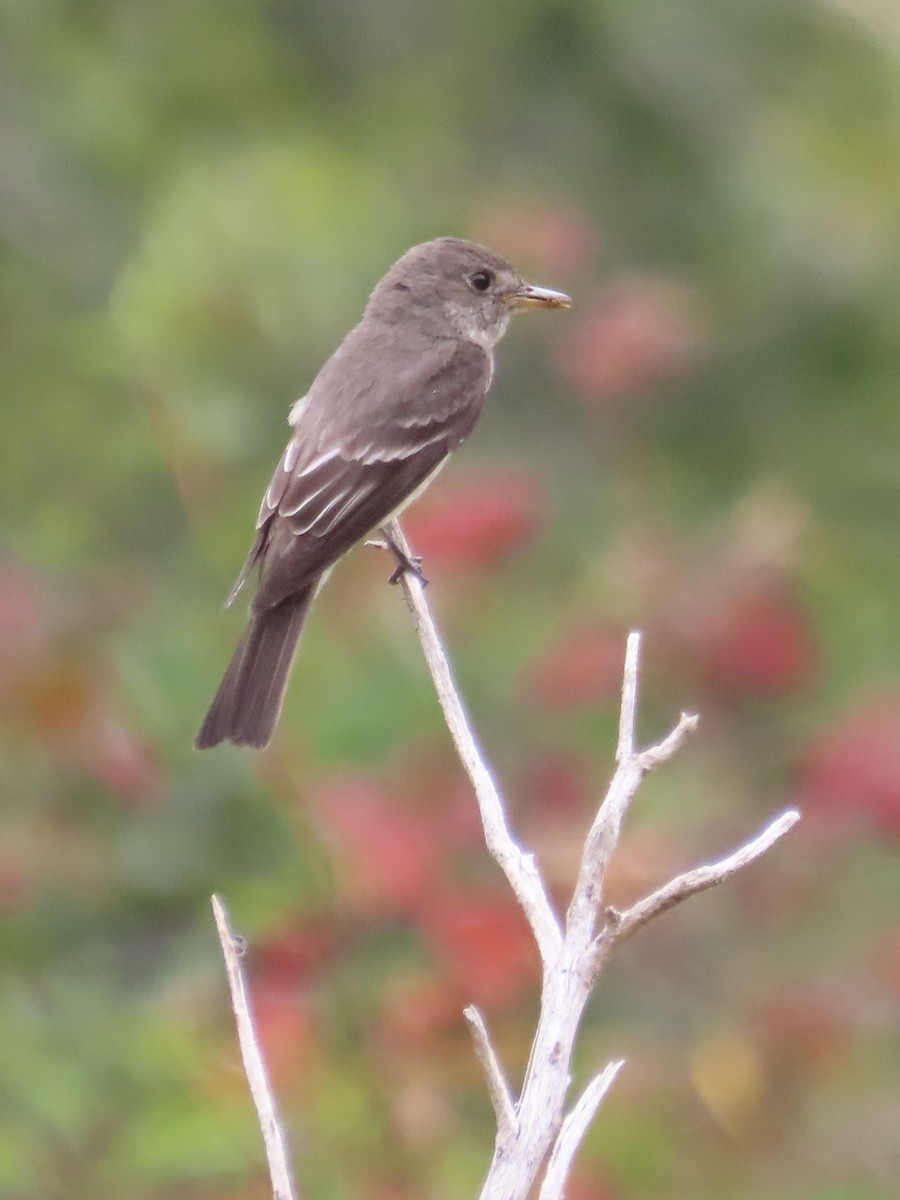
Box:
539, 1060, 625, 1200
212, 896, 298, 1200
616, 631, 642, 762
638, 709, 699, 770
464, 1005, 518, 1140
610, 807, 801, 947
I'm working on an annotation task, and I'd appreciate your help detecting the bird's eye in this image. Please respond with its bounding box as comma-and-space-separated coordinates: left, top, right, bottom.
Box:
468, 269, 494, 293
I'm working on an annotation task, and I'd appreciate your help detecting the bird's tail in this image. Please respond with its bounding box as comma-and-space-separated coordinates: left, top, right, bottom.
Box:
195, 586, 315, 750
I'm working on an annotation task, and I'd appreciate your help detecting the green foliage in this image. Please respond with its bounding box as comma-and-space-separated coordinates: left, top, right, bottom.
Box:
1, 2, 899, 1197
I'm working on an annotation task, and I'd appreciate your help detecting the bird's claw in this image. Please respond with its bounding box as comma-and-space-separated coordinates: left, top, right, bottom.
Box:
388, 552, 426, 587
367, 532, 428, 587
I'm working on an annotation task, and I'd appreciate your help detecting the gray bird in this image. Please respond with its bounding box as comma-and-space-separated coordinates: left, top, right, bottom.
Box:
196, 236, 570, 750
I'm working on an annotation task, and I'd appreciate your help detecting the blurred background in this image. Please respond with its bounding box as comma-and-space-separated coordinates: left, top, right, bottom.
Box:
2, 1, 899, 1197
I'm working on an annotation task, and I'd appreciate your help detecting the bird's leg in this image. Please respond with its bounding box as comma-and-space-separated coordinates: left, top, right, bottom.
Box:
367, 527, 429, 587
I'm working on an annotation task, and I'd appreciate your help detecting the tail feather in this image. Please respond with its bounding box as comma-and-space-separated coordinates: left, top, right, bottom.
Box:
195, 587, 314, 750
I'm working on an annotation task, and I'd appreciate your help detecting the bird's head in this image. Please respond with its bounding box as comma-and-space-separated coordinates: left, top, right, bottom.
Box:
367, 237, 571, 348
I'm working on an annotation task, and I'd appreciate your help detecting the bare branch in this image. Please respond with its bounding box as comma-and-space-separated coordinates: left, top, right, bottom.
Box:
385, 520, 563, 963
538, 1061, 625, 1200
464, 1005, 518, 1143
616, 631, 640, 762
386, 572, 799, 1200
568, 635, 699, 940
211, 895, 297, 1200
637, 710, 699, 770
605, 808, 802, 948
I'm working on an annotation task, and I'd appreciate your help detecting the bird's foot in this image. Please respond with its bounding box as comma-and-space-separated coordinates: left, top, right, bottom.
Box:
366, 530, 429, 587
388, 552, 427, 586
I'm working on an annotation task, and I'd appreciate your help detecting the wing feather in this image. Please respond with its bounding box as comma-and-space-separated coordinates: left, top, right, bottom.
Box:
241, 334, 491, 612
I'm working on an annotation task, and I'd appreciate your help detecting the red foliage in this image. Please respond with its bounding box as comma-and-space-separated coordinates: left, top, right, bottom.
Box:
255, 916, 337, 989
422, 886, 538, 1008
394, 750, 484, 852
799, 694, 900, 839
402, 468, 544, 570
698, 584, 817, 696
522, 623, 625, 710
250, 987, 317, 1089
560, 279, 698, 402
311, 774, 446, 917
520, 751, 594, 816
517, 752, 598, 895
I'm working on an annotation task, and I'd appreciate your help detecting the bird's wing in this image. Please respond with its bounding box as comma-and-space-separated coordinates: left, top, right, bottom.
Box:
233, 336, 491, 611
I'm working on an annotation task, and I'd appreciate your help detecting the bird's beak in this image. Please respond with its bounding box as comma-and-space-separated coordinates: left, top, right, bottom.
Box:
510, 282, 572, 310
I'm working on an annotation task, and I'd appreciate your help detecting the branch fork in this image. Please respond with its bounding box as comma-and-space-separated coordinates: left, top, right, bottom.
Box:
212, 522, 800, 1200
383, 526, 798, 1200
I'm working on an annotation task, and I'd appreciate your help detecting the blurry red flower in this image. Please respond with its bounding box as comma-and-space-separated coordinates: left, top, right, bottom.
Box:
398, 752, 484, 851
251, 986, 316, 1089
522, 623, 625, 710
518, 752, 598, 896
422, 886, 538, 1008
255, 916, 336, 989
403, 468, 544, 570
561, 279, 697, 402
311, 774, 445, 917
799, 694, 900, 839
521, 751, 593, 815
699, 585, 817, 696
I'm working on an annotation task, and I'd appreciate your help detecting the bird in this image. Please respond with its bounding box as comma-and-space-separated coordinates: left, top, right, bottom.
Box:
195, 236, 571, 750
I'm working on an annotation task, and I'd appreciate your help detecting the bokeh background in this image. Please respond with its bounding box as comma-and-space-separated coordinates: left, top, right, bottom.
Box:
2, 2, 900, 1198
